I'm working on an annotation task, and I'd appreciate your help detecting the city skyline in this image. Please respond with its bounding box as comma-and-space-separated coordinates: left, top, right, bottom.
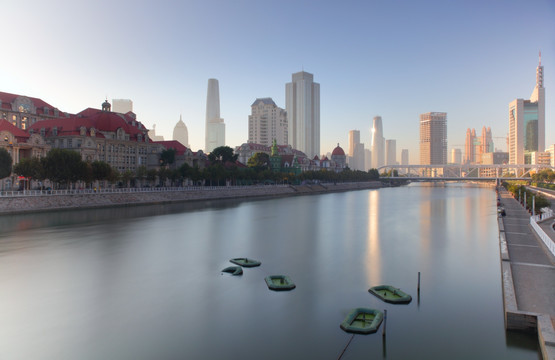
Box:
1, 1, 554, 163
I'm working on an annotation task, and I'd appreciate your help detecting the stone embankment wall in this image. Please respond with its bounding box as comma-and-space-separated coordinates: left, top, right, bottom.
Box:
0, 182, 382, 215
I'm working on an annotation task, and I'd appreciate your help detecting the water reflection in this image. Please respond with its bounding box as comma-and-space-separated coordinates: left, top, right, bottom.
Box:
0, 183, 540, 360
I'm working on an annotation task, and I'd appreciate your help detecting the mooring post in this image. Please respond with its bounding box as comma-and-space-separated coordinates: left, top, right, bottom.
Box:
382, 309, 387, 337
418, 272, 421, 294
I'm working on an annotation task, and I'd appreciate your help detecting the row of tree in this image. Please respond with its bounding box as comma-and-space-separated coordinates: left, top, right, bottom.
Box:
0, 147, 381, 190
503, 182, 550, 213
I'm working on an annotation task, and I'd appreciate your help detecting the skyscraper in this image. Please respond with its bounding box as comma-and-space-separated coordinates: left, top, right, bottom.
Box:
385, 139, 396, 165
173, 115, 189, 148
205, 78, 225, 153
401, 149, 409, 165
348, 130, 364, 170
248, 98, 287, 147
112, 99, 133, 114
509, 53, 545, 164
420, 112, 447, 165
285, 71, 320, 158
451, 148, 462, 164
371, 116, 385, 168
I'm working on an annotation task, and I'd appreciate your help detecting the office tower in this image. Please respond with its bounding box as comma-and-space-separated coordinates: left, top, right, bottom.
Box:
371, 116, 385, 168
248, 98, 287, 147
481, 126, 493, 154
205, 78, 225, 153
385, 139, 396, 165
365, 149, 372, 170
348, 130, 364, 170
509, 53, 545, 164
173, 115, 189, 148
451, 148, 462, 164
401, 149, 409, 165
148, 124, 164, 141
464, 128, 475, 164
285, 71, 320, 158
112, 99, 133, 114
419, 112, 447, 165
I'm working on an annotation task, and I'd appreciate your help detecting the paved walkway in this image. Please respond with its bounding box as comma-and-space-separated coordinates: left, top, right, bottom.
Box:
499, 187, 555, 359
500, 188, 555, 316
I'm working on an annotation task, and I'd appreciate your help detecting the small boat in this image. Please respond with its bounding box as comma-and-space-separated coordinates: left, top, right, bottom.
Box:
221, 266, 243, 276
264, 275, 296, 291
369, 285, 412, 304
230, 257, 261, 267
340, 308, 383, 334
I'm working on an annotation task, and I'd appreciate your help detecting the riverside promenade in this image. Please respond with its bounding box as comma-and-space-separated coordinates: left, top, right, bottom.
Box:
498, 187, 555, 359
0, 182, 382, 215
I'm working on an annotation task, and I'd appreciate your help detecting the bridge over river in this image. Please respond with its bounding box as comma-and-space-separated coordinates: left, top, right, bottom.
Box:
378, 164, 555, 181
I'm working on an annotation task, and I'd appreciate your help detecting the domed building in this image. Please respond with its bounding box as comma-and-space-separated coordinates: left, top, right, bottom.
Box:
173, 115, 189, 148
331, 143, 347, 171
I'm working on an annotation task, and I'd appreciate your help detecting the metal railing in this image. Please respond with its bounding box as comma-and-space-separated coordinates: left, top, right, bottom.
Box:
0, 184, 290, 198
530, 214, 555, 257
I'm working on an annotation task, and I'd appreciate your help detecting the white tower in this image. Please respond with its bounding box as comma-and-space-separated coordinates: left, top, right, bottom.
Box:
205, 78, 225, 153
173, 115, 189, 148
371, 116, 385, 168
285, 71, 320, 158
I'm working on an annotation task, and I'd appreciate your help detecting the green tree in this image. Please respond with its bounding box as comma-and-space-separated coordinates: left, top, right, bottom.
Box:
42, 149, 85, 188
247, 152, 270, 170
0, 148, 12, 180
160, 148, 176, 167
208, 146, 238, 164
121, 170, 134, 188
13, 157, 43, 189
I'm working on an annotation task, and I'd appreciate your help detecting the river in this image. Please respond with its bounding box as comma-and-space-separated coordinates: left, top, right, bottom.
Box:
0, 183, 540, 359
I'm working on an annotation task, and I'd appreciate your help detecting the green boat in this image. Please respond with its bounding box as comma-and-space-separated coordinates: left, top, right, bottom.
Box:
340, 308, 383, 334
221, 266, 243, 275
264, 275, 296, 291
369, 285, 412, 304
230, 258, 261, 267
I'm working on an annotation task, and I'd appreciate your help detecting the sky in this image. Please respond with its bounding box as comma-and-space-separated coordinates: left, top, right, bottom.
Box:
2, 0, 554, 164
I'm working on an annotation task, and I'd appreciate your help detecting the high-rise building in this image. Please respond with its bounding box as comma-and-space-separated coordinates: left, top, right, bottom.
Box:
451, 148, 462, 164
420, 112, 447, 165
285, 71, 320, 158
248, 98, 287, 147
464, 126, 494, 164
112, 99, 133, 114
205, 78, 225, 153
365, 148, 372, 170
173, 115, 189, 148
371, 116, 385, 168
401, 149, 409, 165
509, 53, 545, 165
348, 130, 364, 170
385, 139, 396, 165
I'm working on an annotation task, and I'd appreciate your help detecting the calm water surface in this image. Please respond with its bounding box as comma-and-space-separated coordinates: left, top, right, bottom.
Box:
0, 183, 540, 359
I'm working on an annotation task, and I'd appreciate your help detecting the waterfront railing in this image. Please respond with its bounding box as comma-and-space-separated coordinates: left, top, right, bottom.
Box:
530, 213, 555, 257
0, 184, 290, 198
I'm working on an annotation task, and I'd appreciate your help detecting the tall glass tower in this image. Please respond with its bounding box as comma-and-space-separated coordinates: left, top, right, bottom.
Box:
371, 116, 385, 168
508, 53, 545, 165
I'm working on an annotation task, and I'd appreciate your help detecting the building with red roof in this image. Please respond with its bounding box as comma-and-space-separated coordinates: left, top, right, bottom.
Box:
0, 119, 50, 165
0, 91, 66, 131
28, 100, 161, 173
153, 140, 207, 169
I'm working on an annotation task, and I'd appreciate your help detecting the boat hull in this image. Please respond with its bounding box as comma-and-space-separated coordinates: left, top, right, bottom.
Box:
230, 258, 261, 267
264, 275, 295, 291
369, 285, 412, 304
340, 308, 383, 334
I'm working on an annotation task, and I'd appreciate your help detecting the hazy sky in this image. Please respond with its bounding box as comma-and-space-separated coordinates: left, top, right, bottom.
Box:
2, 0, 554, 163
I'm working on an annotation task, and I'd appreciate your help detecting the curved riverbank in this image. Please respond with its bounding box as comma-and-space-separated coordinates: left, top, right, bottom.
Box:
0, 181, 382, 215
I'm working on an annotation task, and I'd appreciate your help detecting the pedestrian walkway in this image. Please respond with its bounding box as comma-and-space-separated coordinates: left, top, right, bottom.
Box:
498, 187, 555, 359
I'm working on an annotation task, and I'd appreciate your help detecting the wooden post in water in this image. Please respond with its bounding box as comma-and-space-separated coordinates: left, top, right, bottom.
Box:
382, 309, 387, 337
417, 272, 421, 294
